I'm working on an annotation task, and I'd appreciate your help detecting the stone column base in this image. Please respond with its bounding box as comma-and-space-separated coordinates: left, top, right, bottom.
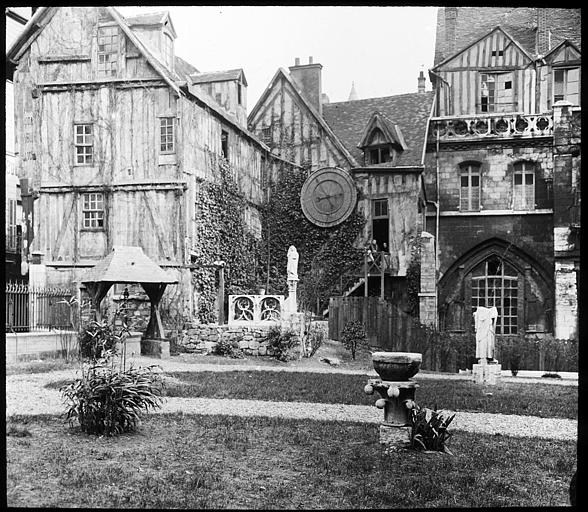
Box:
379, 424, 411, 450
472, 363, 501, 385
141, 339, 170, 359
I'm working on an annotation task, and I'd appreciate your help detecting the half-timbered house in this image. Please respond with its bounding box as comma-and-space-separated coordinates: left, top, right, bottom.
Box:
6, 6, 300, 321
248, 58, 434, 312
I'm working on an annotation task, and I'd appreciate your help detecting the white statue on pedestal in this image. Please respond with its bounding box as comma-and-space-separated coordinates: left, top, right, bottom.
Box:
473, 306, 498, 364
287, 245, 299, 281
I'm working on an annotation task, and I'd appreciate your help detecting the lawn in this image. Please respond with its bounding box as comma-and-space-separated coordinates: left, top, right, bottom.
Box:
46, 369, 578, 419
6, 413, 575, 508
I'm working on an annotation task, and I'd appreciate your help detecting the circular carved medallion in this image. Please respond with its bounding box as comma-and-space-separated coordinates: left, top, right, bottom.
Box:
300, 167, 357, 227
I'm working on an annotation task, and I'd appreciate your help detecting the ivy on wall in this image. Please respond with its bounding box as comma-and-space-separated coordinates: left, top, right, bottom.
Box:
191, 161, 263, 323
261, 166, 366, 313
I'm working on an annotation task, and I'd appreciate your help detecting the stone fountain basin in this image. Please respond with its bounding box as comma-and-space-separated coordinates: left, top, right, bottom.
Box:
372, 352, 422, 381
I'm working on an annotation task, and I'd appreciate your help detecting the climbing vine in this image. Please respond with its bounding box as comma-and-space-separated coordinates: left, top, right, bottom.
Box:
191, 158, 263, 323
261, 166, 366, 313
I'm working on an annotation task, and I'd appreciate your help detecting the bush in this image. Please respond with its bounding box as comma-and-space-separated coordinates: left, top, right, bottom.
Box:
79, 320, 118, 361
305, 324, 326, 358
60, 364, 164, 436
409, 403, 455, 454
266, 326, 299, 362
213, 338, 244, 359
340, 321, 367, 360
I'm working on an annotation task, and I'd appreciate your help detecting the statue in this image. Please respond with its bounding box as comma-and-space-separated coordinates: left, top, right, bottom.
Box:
287, 245, 299, 281
473, 306, 498, 364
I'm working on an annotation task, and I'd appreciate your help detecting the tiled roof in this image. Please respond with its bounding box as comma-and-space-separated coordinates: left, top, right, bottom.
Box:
190, 69, 247, 86
81, 246, 177, 284
434, 7, 581, 65
322, 92, 434, 168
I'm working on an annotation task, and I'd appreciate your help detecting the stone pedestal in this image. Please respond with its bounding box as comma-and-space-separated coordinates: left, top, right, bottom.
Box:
141, 338, 170, 359
284, 278, 299, 316
367, 379, 418, 448
473, 362, 501, 385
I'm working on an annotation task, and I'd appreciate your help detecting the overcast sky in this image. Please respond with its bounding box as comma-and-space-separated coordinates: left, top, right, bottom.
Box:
115, 5, 439, 107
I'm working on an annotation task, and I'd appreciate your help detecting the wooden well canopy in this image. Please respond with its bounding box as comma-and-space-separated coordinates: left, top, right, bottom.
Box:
81, 246, 178, 340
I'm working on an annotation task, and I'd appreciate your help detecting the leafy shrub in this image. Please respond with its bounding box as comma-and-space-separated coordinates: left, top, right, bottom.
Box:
542, 372, 562, 379
340, 321, 367, 360
79, 321, 118, 361
60, 364, 164, 436
266, 326, 299, 362
305, 324, 326, 358
213, 337, 244, 359
409, 403, 455, 454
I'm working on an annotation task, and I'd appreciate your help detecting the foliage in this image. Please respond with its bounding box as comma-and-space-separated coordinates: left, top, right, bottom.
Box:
191, 156, 264, 323
261, 166, 366, 314
212, 337, 244, 359
79, 320, 118, 361
340, 321, 367, 360
542, 373, 562, 379
305, 323, 326, 358
406, 234, 423, 317
409, 403, 455, 454
265, 325, 299, 362
60, 363, 164, 436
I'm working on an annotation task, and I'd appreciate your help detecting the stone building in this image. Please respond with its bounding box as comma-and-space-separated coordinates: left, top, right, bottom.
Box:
425, 7, 581, 340
6, 6, 300, 321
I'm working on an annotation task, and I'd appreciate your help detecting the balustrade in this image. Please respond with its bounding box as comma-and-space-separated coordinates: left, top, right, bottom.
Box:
429, 113, 553, 142
228, 294, 285, 325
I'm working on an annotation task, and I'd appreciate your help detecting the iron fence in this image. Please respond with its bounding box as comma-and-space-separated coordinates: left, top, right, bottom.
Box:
5, 281, 74, 332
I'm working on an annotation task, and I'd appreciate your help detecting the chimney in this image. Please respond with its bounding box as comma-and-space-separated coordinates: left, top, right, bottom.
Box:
289, 56, 323, 115
418, 70, 426, 93
536, 8, 549, 55
445, 7, 458, 57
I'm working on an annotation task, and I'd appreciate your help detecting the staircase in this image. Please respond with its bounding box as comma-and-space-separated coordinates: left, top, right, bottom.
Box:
322, 277, 365, 317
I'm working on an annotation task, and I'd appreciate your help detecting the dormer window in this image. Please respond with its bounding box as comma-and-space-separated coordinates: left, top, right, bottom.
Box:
366, 128, 393, 164
163, 32, 173, 70
369, 146, 391, 165
358, 113, 407, 166
97, 25, 119, 77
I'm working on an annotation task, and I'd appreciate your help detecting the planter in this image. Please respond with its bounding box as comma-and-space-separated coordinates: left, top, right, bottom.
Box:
372, 351, 422, 381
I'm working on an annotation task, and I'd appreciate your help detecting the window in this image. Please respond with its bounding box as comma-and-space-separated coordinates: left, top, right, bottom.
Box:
74, 124, 93, 165
480, 73, 513, 113
554, 68, 580, 105
491, 49, 504, 57
471, 256, 518, 335
221, 130, 229, 159
513, 162, 535, 210
460, 163, 481, 211
162, 33, 173, 70
369, 146, 391, 165
237, 82, 243, 106
82, 193, 104, 229
97, 25, 118, 77
6, 199, 18, 251
373, 199, 388, 218
160, 117, 175, 153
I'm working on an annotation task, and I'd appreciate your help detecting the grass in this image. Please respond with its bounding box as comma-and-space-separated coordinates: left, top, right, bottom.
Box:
46, 370, 577, 419
5, 358, 80, 376
5, 413, 575, 508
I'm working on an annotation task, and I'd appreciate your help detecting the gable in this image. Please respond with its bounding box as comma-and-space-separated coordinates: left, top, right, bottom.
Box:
358, 113, 407, 151
434, 27, 532, 72
545, 41, 581, 67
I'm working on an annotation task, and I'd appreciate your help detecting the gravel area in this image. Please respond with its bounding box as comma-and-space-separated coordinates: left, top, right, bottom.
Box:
5, 359, 577, 442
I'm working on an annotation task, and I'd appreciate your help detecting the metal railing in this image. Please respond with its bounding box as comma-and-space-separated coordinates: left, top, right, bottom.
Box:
5, 281, 73, 332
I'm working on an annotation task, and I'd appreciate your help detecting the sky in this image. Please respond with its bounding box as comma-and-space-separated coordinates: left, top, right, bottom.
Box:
115, 6, 439, 107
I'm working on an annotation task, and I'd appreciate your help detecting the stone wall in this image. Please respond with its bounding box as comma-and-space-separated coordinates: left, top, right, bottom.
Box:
177, 323, 302, 357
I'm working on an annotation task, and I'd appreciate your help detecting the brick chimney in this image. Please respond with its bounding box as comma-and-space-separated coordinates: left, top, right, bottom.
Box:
444, 7, 458, 57
536, 8, 550, 55
418, 70, 426, 93
289, 56, 323, 115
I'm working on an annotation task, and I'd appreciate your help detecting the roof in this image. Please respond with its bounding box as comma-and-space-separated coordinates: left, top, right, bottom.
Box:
323, 92, 435, 168
174, 55, 199, 83
434, 7, 581, 65
81, 246, 178, 285
124, 10, 177, 38
248, 67, 358, 168
190, 69, 248, 86
357, 111, 407, 151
